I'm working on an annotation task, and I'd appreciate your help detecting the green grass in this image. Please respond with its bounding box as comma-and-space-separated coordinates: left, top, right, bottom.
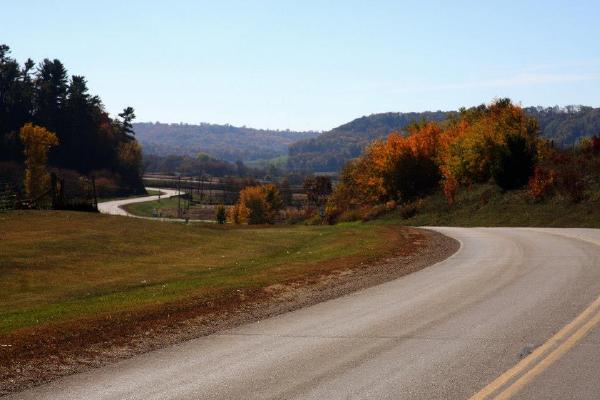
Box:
390, 184, 600, 227
0, 211, 409, 336
245, 155, 289, 169
122, 195, 182, 217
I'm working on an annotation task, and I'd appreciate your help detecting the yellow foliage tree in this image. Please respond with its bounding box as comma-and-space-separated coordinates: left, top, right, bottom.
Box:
19, 123, 59, 201
439, 100, 539, 188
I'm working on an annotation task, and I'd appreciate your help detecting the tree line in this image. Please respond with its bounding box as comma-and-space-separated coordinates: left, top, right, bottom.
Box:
134, 121, 319, 162
0, 44, 144, 194
287, 106, 600, 174
325, 99, 600, 223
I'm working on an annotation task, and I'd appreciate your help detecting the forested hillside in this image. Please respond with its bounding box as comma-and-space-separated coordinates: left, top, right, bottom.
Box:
134, 122, 319, 162
287, 111, 452, 172
0, 44, 143, 192
524, 106, 600, 146
289, 106, 600, 173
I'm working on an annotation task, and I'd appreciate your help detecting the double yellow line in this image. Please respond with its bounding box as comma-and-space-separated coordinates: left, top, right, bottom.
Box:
469, 287, 600, 400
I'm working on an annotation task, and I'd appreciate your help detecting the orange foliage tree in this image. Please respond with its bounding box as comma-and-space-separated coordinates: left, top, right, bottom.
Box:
228, 184, 283, 224
327, 99, 543, 219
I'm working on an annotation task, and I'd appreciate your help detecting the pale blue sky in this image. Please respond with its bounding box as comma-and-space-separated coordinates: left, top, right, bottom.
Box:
3, 0, 600, 130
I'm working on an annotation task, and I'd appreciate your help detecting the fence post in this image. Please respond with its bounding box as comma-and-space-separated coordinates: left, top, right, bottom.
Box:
91, 176, 98, 210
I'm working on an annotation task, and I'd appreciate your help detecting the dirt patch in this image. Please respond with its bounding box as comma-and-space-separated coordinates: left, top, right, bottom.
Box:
0, 227, 458, 396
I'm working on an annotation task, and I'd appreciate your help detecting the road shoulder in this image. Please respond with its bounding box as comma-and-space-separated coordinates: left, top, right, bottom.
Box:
1, 227, 458, 396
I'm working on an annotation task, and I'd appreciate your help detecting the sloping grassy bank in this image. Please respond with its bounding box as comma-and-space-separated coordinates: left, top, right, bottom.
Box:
0, 211, 415, 338
392, 184, 600, 227
1, 210, 445, 393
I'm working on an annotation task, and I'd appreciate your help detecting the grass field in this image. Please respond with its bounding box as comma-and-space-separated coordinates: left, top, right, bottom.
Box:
392, 184, 600, 227
0, 211, 411, 340
122, 194, 223, 220
121, 195, 183, 218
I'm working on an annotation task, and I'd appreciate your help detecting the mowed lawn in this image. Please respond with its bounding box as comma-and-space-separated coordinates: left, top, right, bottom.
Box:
122, 196, 183, 218
0, 211, 411, 338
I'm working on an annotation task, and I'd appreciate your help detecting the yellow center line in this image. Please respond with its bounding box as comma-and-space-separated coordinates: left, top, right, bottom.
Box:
494, 308, 600, 399
468, 293, 600, 400
469, 230, 600, 399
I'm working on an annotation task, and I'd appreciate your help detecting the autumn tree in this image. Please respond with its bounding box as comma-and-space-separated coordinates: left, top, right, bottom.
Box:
228, 184, 284, 224
0, 44, 144, 192
381, 123, 442, 201
19, 123, 58, 201
328, 99, 543, 218
263, 184, 284, 220
439, 99, 539, 194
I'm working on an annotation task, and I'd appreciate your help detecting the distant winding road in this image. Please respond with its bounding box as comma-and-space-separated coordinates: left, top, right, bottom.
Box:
97, 187, 179, 217
8, 227, 600, 399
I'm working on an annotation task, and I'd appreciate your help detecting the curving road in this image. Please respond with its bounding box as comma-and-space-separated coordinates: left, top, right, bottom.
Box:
7, 228, 600, 399
97, 187, 180, 217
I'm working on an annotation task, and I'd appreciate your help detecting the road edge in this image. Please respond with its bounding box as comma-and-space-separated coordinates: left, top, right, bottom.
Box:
1, 227, 459, 396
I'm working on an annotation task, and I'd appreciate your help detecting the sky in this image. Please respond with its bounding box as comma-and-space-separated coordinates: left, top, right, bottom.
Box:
2, 0, 600, 131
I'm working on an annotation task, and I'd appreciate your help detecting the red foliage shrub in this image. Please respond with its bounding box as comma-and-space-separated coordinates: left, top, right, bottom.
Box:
528, 167, 556, 201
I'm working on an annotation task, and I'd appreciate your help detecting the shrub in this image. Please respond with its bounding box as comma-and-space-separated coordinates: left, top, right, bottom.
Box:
360, 204, 387, 221
528, 166, 556, 201
399, 200, 421, 219
227, 203, 248, 224
229, 184, 284, 224
215, 204, 227, 224
558, 169, 585, 202
442, 177, 458, 204
336, 208, 363, 223
492, 133, 537, 190
282, 208, 307, 225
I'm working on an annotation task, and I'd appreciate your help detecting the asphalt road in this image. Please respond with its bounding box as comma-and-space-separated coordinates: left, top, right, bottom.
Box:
7, 228, 600, 399
97, 187, 180, 217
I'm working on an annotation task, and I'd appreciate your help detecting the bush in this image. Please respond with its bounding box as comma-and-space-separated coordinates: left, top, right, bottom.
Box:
558, 169, 586, 202
399, 200, 421, 219
94, 176, 121, 198
492, 133, 537, 191
528, 166, 556, 201
336, 208, 362, 223
360, 204, 387, 221
228, 184, 284, 224
215, 204, 227, 224
282, 208, 307, 225
227, 203, 248, 224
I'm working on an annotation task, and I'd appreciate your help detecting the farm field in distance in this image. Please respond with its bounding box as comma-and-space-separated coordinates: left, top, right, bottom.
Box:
122, 195, 219, 220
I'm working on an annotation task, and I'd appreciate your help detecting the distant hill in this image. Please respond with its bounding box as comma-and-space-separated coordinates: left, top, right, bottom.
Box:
287, 111, 452, 172
288, 106, 600, 172
134, 122, 319, 162
523, 106, 600, 146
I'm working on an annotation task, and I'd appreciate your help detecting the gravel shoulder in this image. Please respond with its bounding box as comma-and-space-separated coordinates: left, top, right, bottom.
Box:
1, 227, 458, 396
